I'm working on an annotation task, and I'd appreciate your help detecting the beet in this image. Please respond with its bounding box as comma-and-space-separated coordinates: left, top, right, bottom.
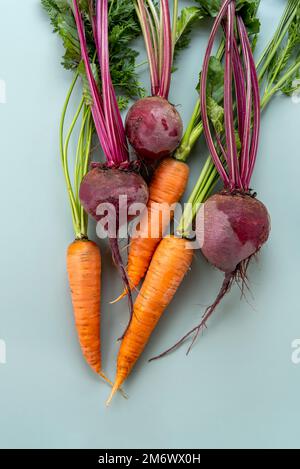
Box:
197, 192, 271, 273
125, 96, 183, 161
79, 166, 149, 330
79, 166, 149, 226
148, 2, 272, 359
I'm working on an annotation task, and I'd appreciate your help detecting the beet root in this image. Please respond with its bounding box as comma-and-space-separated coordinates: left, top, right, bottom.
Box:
79, 166, 149, 327
79, 166, 149, 225
197, 192, 271, 273
150, 191, 271, 359
125, 96, 183, 161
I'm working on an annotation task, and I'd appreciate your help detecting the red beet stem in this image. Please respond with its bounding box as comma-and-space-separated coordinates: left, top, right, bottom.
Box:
109, 236, 134, 333
224, 1, 239, 189
72, 0, 129, 167
136, 0, 173, 99
200, 0, 232, 185
200, 0, 261, 192
159, 0, 172, 99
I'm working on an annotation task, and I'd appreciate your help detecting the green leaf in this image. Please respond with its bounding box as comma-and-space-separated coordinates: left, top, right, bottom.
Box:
174, 6, 203, 62
41, 0, 145, 106
206, 56, 224, 104
77, 61, 100, 106
197, 56, 224, 103
265, 2, 300, 94
207, 96, 224, 134
193, 0, 260, 33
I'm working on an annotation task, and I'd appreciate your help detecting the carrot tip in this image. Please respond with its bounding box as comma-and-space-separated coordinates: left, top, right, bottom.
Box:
106, 378, 124, 406
99, 372, 128, 400
110, 290, 127, 304
106, 386, 118, 406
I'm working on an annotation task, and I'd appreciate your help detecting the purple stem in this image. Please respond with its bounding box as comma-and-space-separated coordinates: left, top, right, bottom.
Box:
97, 0, 128, 165
159, 0, 172, 99
232, 37, 246, 146
73, 0, 129, 167
138, 0, 160, 96
88, 0, 97, 47
236, 17, 252, 189
238, 18, 261, 189
200, 0, 233, 186
72, 0, 113, 162
145, 5, 159, 67
97, 1, 117, 160
223, 1, 239, 190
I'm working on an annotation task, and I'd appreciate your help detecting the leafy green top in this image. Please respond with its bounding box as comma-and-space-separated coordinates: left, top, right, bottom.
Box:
41, 0, 144, 109
194, 0, 260, 33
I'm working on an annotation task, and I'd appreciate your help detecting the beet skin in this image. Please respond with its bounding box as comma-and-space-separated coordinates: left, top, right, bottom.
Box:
79, 167, 149, 224
196, 192, 271, 273
125, 96, 183, 161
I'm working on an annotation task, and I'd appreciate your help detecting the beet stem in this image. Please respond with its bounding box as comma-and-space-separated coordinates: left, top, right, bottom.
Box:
200, 0, 232, 186
136, 0, 160, 95
109, 237, 134, 336
224, 1, 239, 189
200, 0, 261, 192
73, 0, 129, 167
159, 0, 172, 99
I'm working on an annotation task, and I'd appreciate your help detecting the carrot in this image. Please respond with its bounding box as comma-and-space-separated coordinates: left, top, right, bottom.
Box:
67, 240, 106, 376
107, 236, 193, 403
113, 158, 189, 302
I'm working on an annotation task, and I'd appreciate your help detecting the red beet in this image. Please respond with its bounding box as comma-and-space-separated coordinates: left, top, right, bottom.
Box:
80, 166, 149, 330
151, 192, 271, 360
79, 166, 149, 225
198, 192, 271, 273
125, 96, 183, 161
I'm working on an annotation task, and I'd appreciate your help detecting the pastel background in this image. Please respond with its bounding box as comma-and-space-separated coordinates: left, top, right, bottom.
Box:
0, 0, 299, 449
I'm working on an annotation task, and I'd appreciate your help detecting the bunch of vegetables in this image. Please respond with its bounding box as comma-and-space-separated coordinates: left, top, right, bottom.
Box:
42, 0, 148, 386
43, 0, 300, 404
42, 0, 199, 384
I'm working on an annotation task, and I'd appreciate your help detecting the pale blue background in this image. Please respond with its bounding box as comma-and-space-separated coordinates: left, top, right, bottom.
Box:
0, 0, 299, 449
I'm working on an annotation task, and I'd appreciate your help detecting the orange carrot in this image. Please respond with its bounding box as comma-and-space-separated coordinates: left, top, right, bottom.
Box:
67, 239, 110, 384
113, 158, 189, 302
107, 236, 193, 403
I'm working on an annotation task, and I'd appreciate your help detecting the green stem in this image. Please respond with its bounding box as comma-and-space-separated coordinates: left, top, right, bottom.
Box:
80, 112, 93, 236
63, 97, 85, 237
172, 0, 178, 57
74, 106, 91, 207
175, 100, 200, 161
174, 41, 224, 161
264, 39, 290, 94
261, 59, 300, 108
176, 157, 215, 234
257, 0, 297, 81
60, 74, 82, 237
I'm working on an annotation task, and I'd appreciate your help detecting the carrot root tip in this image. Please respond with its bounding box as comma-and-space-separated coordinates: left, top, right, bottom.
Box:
110, 289, 127, 304
106, 386, 119, 407
106, 378, 124, 406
